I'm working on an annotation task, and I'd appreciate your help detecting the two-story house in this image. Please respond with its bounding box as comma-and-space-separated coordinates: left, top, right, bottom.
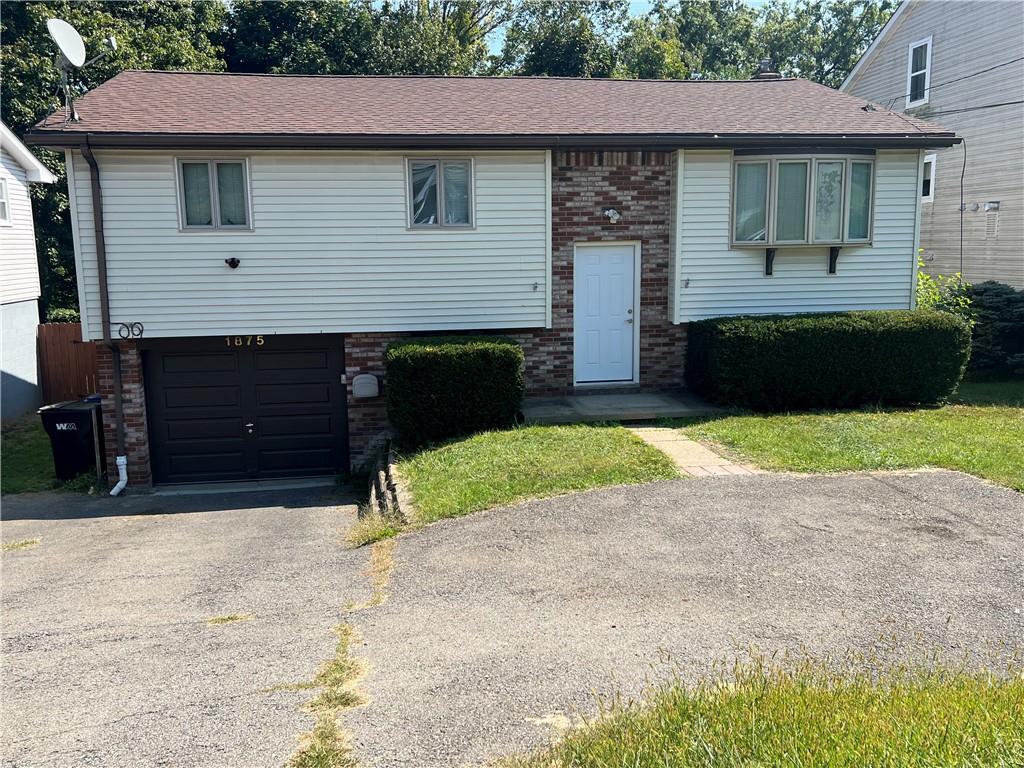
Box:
842, 0, 1024, 288
26, 71, 957, 488
1, 122, 56, 420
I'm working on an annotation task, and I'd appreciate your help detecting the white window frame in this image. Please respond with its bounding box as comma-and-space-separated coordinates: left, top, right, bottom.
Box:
175, 158, 254, 232
732, 159, 771, 244
731, 154, 875, 248
405, 157, 475, 229
921, 153, 936, 203
905, 36, 933, 109
0, 178, 11, 226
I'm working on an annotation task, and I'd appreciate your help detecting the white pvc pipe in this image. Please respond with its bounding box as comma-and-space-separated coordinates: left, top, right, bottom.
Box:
109, 455, 128, 496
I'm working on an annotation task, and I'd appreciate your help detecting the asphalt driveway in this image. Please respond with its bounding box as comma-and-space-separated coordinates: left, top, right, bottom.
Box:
345, 470, 1024, 768
2, 488, 365, 768
2, 471, 1022, 768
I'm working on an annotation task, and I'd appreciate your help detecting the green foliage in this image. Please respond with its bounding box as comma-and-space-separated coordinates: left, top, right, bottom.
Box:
916, 259, 974, 325
966, 281, 1024, 373
685, 401, 1024, 491
504, 653, 1024, 768
399, 424, 679, 523
685, 310, 972, 410
45, 307, 81, 323
385, 336, 524, 447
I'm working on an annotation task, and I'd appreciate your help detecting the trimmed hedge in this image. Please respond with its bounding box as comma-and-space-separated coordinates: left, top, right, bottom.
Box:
685, 310, 971, 411
385, 336, 524, 446
966, 281, 1024, 373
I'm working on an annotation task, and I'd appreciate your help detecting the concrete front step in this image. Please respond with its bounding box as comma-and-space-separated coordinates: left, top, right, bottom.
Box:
522, 391, 718, 425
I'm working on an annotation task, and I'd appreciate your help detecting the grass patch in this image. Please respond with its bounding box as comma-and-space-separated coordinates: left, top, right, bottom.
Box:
397, 424, 680, 525
1, 417, 102, 495
953, 373, 1024, 406
206, 613, 254, 626
346, 510, 402, 547
2, 538, 40, 552
288, 623, 365, 768
503, 655, 1024, 768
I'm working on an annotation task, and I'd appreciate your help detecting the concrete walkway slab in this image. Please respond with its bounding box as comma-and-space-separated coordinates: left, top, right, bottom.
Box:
630, 426, 762, 476
522, 391, 717, 424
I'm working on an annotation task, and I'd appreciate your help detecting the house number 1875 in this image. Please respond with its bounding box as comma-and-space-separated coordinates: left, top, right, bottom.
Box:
225, 335, 265, 347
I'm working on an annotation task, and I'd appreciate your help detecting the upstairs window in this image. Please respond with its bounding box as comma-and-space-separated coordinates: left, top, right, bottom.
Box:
732, 155, 874, 247
906, 37, 932, 108
177, 159, 251, 230
0, 179, 10, 225
407, 159, 474, 228
921, 154, 936, 202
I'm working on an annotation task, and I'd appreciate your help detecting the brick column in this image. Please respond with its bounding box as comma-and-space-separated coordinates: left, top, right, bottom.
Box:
344, 332, 408, 472
96, 341, 152, 488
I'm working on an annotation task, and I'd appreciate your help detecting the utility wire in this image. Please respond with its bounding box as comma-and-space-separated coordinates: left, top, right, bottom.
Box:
926, 100, 1024, 117
876, 55, 1024, 107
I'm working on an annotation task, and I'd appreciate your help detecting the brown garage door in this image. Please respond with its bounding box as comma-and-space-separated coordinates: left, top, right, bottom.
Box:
143, 335, 348, 484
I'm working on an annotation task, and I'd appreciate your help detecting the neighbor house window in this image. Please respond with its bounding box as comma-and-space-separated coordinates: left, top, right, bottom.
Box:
921, 154, 936, 202
906, 37, 932, 108
732, 155, 874, 246
0, 179, 10, 225
407, 158, 473, 227
176, 159, 251, 230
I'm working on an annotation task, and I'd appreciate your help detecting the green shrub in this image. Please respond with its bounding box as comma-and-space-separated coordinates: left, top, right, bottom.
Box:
685, 310, 971, 411
915, 259, 973, 325
385, 336, 524, 447
46, 307, 80, 323
966, 281, 1024, 373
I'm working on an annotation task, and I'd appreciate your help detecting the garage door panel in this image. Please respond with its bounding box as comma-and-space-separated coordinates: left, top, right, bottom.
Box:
259, 414, 333, 438
161, 352, 239, 374
168, 451, 247, 478
144, 336, 347, 485
166, 417, 243, 441
255, 350, 330, 371
163, 385, 243, 410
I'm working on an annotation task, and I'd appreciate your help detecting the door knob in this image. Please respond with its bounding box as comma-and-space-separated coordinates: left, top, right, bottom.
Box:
245, 422, 254, 434
625, 318, 634, 324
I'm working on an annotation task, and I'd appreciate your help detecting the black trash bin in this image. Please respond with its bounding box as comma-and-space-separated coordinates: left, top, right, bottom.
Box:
38, 398, 106, 482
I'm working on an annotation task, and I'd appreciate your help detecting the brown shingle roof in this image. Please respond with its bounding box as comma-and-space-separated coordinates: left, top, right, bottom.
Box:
28, 70, 957, 148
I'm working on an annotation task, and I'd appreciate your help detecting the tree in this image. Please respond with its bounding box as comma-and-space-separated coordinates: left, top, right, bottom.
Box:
613, 16, 689, 80
0, 1, 227, 316
753, 0, 896, 88
494, 1, 627, 77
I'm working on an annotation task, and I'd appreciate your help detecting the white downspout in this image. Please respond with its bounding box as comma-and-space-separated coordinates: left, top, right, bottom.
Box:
109, 455, 128, 496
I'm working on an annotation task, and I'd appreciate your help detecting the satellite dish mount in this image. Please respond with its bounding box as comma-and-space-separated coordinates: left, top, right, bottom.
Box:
46, 18, 116, 126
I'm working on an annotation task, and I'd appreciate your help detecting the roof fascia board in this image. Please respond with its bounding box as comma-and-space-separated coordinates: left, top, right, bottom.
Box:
1, 122, 57, 182
25, 131, 960, 151
841, 0, 912, 91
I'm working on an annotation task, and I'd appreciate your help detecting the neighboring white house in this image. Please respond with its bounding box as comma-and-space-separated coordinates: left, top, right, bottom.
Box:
1, 122, 56, 420
842, 0, 1024, 288
27, 71, 957, 486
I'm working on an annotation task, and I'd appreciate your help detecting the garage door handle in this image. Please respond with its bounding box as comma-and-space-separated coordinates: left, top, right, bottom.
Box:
244, 422, 254, 433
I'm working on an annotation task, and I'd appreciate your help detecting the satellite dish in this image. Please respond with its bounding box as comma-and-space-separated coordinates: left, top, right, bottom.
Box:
46, 18, 86, 68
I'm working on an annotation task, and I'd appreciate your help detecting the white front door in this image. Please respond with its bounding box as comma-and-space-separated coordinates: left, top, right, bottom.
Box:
573, 243, 637, 384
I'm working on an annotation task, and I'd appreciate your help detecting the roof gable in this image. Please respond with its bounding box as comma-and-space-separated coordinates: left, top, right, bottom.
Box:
1, 122, 56, 182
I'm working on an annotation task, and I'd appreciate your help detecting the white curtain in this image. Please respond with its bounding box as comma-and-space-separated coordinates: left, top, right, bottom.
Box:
443, 162, 470, 225
182, 162, 212, 226
216, 163, 248, 226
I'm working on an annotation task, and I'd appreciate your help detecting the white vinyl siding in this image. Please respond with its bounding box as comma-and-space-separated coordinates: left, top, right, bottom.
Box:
0, 148, 41, 305
68, 150, 550, 340
674, 150, 919, 322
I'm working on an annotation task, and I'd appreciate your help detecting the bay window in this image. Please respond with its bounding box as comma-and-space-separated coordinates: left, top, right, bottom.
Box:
732, 155, 874, 247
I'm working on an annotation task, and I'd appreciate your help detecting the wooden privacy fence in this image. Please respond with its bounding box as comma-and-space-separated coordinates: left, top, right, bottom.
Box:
37, 322, 98, 405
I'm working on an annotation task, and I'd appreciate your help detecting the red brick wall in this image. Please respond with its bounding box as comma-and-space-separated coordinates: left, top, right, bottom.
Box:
511, 150, 687, 394
96, 341, 152, 488
344, 331, 409, 470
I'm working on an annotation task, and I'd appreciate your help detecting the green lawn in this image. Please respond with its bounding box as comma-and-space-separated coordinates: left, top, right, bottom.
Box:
398, 424, 680, 525
1, 418, 59, 494
682, 376, 1024, 491
1, 417, 96, 495
503, 657, 1024, 768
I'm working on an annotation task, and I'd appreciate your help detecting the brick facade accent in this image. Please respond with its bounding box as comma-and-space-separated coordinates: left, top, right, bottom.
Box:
511, 149, 687, 394
344, 332, 408, 471
96, 341, 152, 488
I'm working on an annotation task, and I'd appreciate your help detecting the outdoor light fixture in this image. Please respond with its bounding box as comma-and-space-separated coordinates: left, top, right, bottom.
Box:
603, 208, 621, 223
